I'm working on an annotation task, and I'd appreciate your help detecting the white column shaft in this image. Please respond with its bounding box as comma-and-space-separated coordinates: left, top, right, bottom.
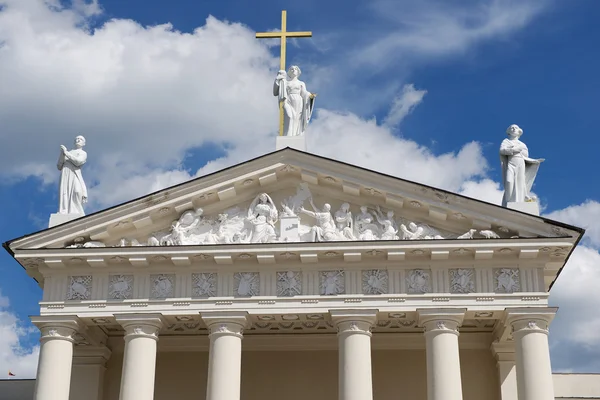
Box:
206, 331, 243, 400
115, 314, 163, 400
339, 327, 373, 400
35, 334, 74, 400
331, 310, 377, 400
418, 309, 466, 400
119, 335, 158, 400
514, 326, 554, 400
425, 328, 463, 400
202, 313, 248, 400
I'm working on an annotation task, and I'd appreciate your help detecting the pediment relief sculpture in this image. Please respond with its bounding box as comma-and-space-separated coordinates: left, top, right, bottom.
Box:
67, 183, 513, 248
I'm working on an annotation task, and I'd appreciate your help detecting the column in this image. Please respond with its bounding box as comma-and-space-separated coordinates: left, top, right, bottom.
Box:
201, 312, 249, 400
115, 314, 163, 400
69, 347, 111, 400
330, 310, 377, 400
418, 308, 466, 400
31, 316, 82, 400
506, 307, 557, 400
491, 342, 518, 400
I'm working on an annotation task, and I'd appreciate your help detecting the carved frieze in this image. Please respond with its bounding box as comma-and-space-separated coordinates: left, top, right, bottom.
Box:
67, 275, 92, 300
235, 272, 259, 297
192, 273, 217, 298
320, 270, 345, 295
449, 268, 475, 293
407, 269, 431, 294
109, 275, 133, 299
276, 271, 302, 296
362, 269, 388, 294
65, 183, 515, 249
494, 268, 520, 293
150, 274, 175, 299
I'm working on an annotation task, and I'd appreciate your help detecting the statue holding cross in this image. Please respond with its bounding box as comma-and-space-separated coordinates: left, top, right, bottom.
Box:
256, 11, 316, 137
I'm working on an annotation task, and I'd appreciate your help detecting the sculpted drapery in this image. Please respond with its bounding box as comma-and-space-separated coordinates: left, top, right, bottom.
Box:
57, 136, 88, 215
273, 65, 315, 136
499, 125, 544, 207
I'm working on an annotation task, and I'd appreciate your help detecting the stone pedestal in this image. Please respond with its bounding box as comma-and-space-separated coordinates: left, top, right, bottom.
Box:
276, 135, 306, 152
418, 309, 466, 400
279, 215, 300, 242
115, 314, 163, 400
331, 310, 377, 400
49, 213, 84, 228
507, 308, 557, 400
507, 201, 540, 216
202, 312, 249, 400
31, 316, 81, 400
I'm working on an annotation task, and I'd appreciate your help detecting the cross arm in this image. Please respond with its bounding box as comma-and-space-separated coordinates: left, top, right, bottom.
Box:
255, 31, 313, 39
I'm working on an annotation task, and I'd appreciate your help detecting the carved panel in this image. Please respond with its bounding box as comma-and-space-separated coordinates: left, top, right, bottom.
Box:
494, 268, 520, 293
234, 272, 259, 297
192, 273, 217, 298
449, 268, 475, 293
150, 274, 175, 299
67, 275, 92, 300
320, 270, 345, 295
406, 269, 431, 294
276, 271, 302, 296
109, 275, 134, 299
362, 269, 388, 294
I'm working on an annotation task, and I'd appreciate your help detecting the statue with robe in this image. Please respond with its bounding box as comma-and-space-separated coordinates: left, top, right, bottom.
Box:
57, 135, 88, 215
273, 65, 316, 136
499, 125, 544, 207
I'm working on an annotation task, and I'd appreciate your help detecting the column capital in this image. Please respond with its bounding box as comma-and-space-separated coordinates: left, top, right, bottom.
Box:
115, 313, 164, 341
201, 311, 249, 339
31, 315, 82, 343
417, 308, 466, 335
505, 307, 557, 336
330, 309, 377, 336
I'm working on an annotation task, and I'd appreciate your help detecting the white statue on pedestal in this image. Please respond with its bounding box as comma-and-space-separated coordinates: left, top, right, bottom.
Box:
499, 124, 544, 207
57, 135, 87, 215
273, 65, 316, 136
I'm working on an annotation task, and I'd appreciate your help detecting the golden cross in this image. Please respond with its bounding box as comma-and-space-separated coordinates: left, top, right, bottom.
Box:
256, 10, 312, 136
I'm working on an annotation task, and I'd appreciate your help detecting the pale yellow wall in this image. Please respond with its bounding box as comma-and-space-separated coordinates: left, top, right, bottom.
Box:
102, 346, 500, 400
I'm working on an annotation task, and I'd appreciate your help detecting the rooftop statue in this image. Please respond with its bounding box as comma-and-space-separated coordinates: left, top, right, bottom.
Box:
273, 65, 316, 137
57, 135, 88, 215
499, 124, 544, 207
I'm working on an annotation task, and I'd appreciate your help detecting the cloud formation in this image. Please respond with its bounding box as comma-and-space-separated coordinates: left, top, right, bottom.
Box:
0, 290, 39, 378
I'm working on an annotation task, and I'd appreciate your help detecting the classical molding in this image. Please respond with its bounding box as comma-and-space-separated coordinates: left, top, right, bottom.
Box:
417, 308, 467, 336
31, 315, 83, 343
330, 309, 378, 337
201, 311, 249, 339
505, 307, 557, 337
114, 313, 164, 341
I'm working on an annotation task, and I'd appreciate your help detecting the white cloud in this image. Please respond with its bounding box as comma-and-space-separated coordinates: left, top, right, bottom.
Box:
383, 84, 427, 128
459, 178, 504, 205
355, 0, 550, 68
0, 290, 39, 379
545, 200, 600, 247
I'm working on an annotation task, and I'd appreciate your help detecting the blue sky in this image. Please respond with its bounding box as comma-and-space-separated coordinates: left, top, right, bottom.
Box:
1, 0, 600, 376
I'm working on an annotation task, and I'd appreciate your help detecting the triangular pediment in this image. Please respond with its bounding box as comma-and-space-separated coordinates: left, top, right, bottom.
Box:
5, 148, 582, 252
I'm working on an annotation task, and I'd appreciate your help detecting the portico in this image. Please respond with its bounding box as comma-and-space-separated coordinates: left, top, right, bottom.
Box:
5, 148, 582, 400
